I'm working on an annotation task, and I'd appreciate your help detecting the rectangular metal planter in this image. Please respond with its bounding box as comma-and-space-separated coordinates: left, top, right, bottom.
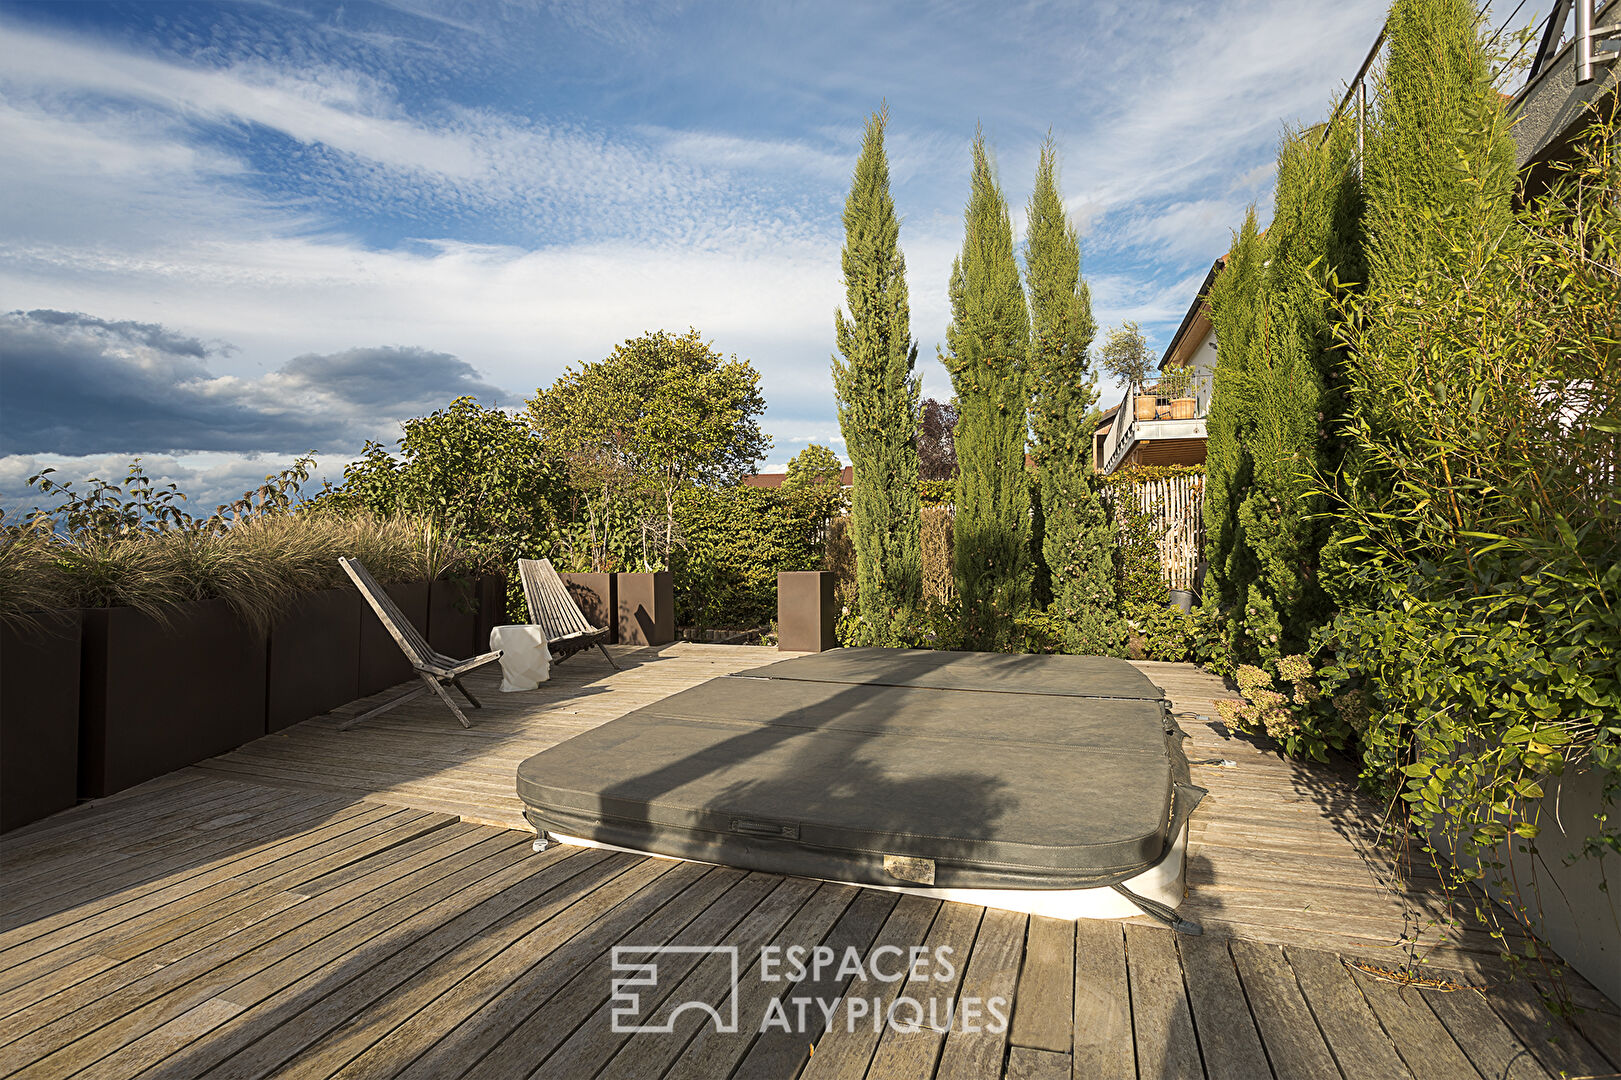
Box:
80, 599, 268, 799
474, 573, 509, 653
428, 576, 480, 658
357, 580, 430, 696
776, 571, 837, 652
1, 611, 83, 831
266, 588, 362, 733
615, 571, 673, 646
561, 572, 617, 644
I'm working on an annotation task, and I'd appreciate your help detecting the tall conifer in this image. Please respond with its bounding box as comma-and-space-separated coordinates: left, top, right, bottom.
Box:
1204, 122, 1361, 662
833, 108, 922, 639
1023, 139, 1123, 655
942, 133, 1032, 647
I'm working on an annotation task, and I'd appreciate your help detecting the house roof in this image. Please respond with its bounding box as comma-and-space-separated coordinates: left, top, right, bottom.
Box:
743, 466, 853, 488
1093, 402, 1122, 431
1158, 253, 1227, 371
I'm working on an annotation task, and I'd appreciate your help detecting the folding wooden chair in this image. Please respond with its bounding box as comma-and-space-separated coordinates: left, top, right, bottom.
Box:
340, 557, 502, 730
518, 557, 621, 669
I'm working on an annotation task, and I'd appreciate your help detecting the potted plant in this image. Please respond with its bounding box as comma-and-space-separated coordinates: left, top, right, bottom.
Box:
1162, 363, 1198, 419
1100, 322, 1158, 421
0, 524, 82, 831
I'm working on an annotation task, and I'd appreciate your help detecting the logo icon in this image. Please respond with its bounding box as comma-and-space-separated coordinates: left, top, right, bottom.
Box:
610, 945, 740, 1034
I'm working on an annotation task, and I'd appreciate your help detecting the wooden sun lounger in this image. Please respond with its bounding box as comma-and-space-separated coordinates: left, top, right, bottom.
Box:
339, 557, 502, 730
518, 558, 621, 670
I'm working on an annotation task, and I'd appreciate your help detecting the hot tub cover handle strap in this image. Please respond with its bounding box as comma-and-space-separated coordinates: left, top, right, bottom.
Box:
1111, 884, 1203, 935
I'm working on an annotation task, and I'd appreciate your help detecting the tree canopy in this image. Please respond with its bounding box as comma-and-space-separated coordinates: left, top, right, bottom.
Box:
525, 328, 768, 568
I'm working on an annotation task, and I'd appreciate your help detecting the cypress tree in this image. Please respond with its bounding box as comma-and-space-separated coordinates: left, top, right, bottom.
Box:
942, 132, 1032, 648
833, 107, 922, 640
1023, 138, 1123, 655
1365, 0, 1515, 293
1353, 0, 1517, 448
1204, 122, 1362, 663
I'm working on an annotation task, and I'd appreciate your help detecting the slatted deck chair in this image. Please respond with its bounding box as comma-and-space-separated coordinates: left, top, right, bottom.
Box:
518, 557, 621, 670
339, 557, 502, 730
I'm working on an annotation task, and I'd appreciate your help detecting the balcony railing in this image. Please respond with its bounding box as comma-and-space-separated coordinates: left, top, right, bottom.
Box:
1099, 372, 1214, 475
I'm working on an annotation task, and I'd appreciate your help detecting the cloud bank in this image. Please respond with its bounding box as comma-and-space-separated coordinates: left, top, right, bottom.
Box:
0, 309, 505, 456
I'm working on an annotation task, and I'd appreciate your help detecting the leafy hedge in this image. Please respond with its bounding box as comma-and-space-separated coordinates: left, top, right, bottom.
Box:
671, 484, 839, 629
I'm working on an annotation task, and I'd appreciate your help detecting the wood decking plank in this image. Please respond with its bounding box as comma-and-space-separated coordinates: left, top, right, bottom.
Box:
0, 786, 321, 930
1178, 934, 1269, 1080
0, 801, 403, 999
1483, 979, 1615, 1080
444, 869, 778, 1080
932, 907, 1023, 1080
0, 830, 538, 1080
76, 837, 554, 1080
1009, 915, 1073, 1055
732, 888, 900, 1080
1346, 967, 1481, 1080
1069, 920, 1133, 1080
0, 804, 415, 983
195, 853, 680, 1080
1423, 987, 1554, 1080
553, 876, 819, 1080
326, 863, 736, 1080
1229, 940, 1338, 1080
858, 899, 982, 1080
795, 895, 941, 1080
1124, 924, 1202, 1080
1286, 947, 1413, 1080
0, 822, 485, 1050
661, 882, 862, 1080
1005, 1046, 1071, 1080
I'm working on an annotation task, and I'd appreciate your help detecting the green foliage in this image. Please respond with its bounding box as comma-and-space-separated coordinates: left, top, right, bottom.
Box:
783, 444, 844, 491
1324, 109, 1620, 972
1123, 603, 1222, 664
1203, 121, 1360, 664
1216, 651, 1353, 763
1363, 0, 1515, 298
526, 329, 769, 569
1111, 492, 1165, 609
833, 108, 924, 641
671, 484, 831, 629
1097, 322, 1153, 390
942, 132, 1032, 648
11, 459, 468, 630
1023, 138, 1122, 656
320, 397, 564, 577
917, 479, 954, 507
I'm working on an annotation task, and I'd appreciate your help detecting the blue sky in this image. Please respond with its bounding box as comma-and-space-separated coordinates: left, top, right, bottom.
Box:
0, 0, 1413, 511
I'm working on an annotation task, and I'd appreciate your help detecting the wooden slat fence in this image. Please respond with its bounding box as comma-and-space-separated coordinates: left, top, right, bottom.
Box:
1101, 472, 1205, 592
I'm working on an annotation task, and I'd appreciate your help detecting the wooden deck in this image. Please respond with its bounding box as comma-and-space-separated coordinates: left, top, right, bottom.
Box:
1, 644, 1616, 1079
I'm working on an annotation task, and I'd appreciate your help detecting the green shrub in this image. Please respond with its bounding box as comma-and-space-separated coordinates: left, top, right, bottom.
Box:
1215, 651, 1354, 763
671, 484, 833, 629
9, 459, 469, 630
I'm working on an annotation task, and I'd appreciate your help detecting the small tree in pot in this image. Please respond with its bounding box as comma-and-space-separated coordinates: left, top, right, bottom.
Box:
1100, 322, 1157, 420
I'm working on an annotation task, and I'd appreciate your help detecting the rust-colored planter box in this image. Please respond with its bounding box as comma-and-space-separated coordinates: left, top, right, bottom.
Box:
428, 576, 480, 658
475, 573, 509, 652
357, 580, 430, 696
615, 571, 673, 646
561, 572, 617, 643
266, 588, 362, 733
1, 611, 82, 831
80, 599, 267, 799
777, 572, 836, 652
